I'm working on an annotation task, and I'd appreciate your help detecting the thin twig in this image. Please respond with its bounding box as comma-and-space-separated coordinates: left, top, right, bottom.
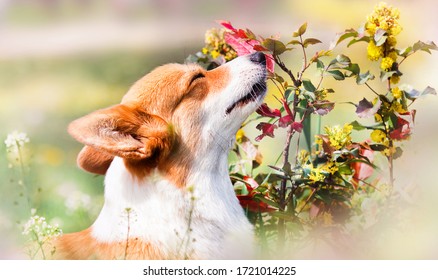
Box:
364, 82, 381, 96
273, 55, 301, 87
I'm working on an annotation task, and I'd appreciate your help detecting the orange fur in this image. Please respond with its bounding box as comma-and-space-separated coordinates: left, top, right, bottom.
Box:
55, 229, 166, 260
59, 62, 233, 259
77, 146, 113, 175
70, 63, 230, 186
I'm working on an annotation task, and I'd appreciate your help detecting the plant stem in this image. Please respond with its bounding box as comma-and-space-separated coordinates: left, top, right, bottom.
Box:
277, 125, 295, 247
379, 113, 395, 189
365, 82, 381, 97
16, 144, 31, 211
274, 55, 301, 87
123, 208, 131, 260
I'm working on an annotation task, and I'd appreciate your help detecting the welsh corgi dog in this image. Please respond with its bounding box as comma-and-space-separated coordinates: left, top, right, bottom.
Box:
56, 52, 267, 259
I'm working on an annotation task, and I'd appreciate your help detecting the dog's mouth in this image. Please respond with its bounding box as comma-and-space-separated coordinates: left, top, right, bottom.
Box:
226, 81, 267, 115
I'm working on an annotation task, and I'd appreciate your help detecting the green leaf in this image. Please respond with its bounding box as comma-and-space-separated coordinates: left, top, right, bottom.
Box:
312, 101, 335, 116
347, 36, 370, 47
301, 113, 312, 150
284, 87, 294, 101
336, 54, 351, 65
327, 70, 345, 80
380, 71, 397, 81
393, 147, 403, 160
422, 86, 438, 96
356, 71, 375, 85
350, 120, 367, 131
332, 28, 358, 47
287, 39, 302, 45
262, 38, 287, 55
303, 38, 322, 47
293, 22, 308, 37
253, 194, 279, 208
401, 85, 437, 100
283, 161, 292, 175
337, 163, 354, 175
397, 46, 413, 57
369, 144, 387, 151
344, 63, 360, 75
374, 28, 387, 46
413, 40, 438, 54
315, 189, 331, 203
270, 211, 295, 221
316, 59, 324, 71
302, 79, 316, 92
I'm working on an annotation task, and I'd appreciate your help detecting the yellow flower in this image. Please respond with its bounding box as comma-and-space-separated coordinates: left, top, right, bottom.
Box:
380, 57, 394, 71
203, 28, 237, 61
324, 124, 353, 150
391, 87, 402, 99
390, 75, 400, 84
367, 41, 383, 61
210, 50, 220, 59
366, 3, 402, 37
391, 101, 407, 113
390, 25, 402, 36
365, 22, 377, 35
308, 166, 326, 183
383, 146, 397, 156
236, 128, 245, 143
371, 129, 386, 143
374, 113, 382, 122
387, 36, 397, 48
322, 161, 338, 175
297, 150, 310, 164
387, 51, 398, 61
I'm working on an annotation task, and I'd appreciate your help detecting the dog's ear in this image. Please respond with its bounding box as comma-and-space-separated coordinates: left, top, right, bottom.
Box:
77, 146, 114, 175
68, 104, 174, 167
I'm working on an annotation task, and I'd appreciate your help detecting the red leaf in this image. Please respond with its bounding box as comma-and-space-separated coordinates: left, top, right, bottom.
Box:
253, 45, 269, 52
265, 54, 275, 73
255, 122, 277, 141
292, 122, 303, 132
356, 98, 381, 118
224, 33, 256, 56
236, 29, 248, 39
352, 147, 374, 181
256, 103, 281, 118
237, 195, 275, 213
389, 111, 415, 140
220, 20, 275, 73
217, 20, 237, 32
243, 175, 259, 191
278, 115, 293, 128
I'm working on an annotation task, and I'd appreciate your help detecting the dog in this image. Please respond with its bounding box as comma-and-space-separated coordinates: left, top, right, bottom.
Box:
55, 52, 267, 259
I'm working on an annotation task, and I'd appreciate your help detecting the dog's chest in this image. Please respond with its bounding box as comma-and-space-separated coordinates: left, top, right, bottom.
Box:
90, 157, 253, 259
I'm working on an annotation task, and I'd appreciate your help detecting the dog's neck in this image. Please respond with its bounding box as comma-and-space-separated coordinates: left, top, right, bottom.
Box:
207, 129, 235, 153
90, 135, 252, 259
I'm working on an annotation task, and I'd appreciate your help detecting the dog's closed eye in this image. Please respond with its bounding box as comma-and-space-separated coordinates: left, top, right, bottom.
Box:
189, 72, 205, 85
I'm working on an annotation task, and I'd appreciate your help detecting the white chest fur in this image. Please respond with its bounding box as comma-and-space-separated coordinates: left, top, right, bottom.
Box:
90, 156, 254, 259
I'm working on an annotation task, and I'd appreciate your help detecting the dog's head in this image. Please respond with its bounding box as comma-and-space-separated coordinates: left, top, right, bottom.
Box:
69, 52, 267, 185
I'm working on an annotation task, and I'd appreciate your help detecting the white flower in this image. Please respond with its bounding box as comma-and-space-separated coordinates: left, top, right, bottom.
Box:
22, 209, 62, 242
4, 131, 30, 150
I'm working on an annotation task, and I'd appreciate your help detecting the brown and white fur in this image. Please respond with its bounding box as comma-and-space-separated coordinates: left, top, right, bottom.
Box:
56, 52, 267, 259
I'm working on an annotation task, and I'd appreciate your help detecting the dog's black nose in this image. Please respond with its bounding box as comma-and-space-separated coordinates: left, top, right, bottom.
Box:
249, 52, 266, 65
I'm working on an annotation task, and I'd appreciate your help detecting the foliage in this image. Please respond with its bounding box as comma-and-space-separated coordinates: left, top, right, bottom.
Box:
188, 2, 436, 257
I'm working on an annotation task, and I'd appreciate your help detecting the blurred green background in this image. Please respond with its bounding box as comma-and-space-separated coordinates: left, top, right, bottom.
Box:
1, 0, 437, 259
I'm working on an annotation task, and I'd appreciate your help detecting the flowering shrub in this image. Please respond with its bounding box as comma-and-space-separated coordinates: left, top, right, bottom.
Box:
22, 209, 62, 259
4, 131, 66, 259
188, 2, 436, 256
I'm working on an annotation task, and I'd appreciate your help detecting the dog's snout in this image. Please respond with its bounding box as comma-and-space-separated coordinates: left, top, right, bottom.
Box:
249, 52, 266, 65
